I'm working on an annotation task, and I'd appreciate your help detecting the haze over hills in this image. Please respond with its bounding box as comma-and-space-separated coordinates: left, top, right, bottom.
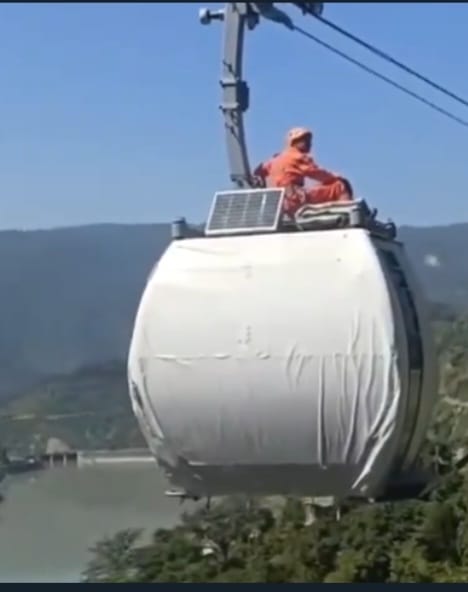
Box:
0, 220, 466, 399
399, 223, 468, 311
0, 360, 145, 454
0, 224, 170, 397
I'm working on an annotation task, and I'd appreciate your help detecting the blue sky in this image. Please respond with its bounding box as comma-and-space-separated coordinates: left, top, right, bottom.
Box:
0, 2, 467, 230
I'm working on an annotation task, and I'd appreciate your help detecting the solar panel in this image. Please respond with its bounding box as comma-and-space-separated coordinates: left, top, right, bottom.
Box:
205, 188, 284, 236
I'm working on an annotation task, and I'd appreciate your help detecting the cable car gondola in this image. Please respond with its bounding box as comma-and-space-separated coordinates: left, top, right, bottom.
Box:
127, 2, 438, 504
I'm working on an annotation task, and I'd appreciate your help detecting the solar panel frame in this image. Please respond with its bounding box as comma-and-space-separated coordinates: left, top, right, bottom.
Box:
205, 188, 285, 236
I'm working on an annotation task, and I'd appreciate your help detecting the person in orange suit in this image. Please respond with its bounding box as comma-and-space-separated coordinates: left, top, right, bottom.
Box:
253, 127, 353, 218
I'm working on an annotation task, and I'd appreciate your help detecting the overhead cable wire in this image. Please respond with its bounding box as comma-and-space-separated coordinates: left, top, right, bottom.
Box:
308, 11, 468, 110
291, 24, 468, 129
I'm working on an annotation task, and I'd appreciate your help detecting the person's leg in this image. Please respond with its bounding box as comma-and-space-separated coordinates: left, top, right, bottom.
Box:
282, 186, 307, 218
306, 179, 352, 205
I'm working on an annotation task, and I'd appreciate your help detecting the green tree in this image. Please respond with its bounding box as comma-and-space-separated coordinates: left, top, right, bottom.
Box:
82, 528, 142, 583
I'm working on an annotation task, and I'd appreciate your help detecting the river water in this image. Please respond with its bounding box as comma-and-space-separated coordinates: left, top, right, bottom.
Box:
0, 463, 199, 582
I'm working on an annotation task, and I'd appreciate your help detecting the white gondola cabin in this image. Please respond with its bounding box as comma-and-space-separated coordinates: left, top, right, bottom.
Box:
127, 189, 437, 502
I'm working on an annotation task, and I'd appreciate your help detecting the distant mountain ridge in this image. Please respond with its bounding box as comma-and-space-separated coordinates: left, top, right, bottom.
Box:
0, 221, 466, 398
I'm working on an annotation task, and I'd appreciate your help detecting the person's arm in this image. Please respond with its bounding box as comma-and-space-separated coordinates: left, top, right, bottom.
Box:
252, 156, 277, 187
298, 154, 339, 185
253, 162, 268, 179
253, 156, 275, 180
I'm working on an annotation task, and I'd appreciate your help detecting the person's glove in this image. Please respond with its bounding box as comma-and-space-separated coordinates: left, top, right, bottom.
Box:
251, 175, 266, 188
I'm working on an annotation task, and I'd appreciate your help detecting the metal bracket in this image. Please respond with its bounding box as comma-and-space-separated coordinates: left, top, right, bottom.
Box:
291, 2, 324, 17
170, 217, 205, 240
200, 3, 314, 189
165, 489, 200, 503
165, 489, 212, 510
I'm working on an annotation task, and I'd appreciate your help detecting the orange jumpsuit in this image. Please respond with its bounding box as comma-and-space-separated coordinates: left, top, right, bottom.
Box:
254, 147, 350, 218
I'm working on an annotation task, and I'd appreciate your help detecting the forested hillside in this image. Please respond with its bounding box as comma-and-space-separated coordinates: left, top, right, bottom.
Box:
0, 361, 144, 454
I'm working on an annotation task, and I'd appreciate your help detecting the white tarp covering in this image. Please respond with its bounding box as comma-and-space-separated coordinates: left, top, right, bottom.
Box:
128, 229, 415, 499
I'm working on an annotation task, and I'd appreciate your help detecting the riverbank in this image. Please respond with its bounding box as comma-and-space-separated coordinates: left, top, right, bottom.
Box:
20, 447, 154, 471
77, 448, 155, 467
0, 463, 197, 582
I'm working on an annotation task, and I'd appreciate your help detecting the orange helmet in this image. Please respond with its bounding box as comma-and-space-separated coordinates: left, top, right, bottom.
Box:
286, 127, 312, 146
